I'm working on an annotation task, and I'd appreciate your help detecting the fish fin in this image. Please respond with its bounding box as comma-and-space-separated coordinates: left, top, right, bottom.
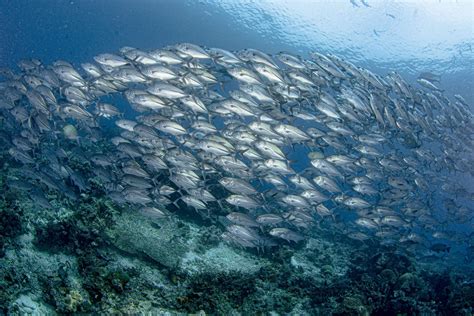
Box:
216, 199, 225, 212
172, 196, 182, 210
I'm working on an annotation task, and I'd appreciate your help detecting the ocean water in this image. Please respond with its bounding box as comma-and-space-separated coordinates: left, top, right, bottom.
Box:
1, 0, 472, 104
0, 1, 473, 314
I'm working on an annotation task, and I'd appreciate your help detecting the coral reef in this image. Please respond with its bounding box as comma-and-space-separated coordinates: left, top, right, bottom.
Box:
0, 170, 472, 315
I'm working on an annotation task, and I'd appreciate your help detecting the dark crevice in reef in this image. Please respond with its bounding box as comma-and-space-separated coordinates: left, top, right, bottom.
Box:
0, 198, 24, 258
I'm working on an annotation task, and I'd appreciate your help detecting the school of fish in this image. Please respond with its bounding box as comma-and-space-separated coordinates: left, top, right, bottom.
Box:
0, 43, 473, 257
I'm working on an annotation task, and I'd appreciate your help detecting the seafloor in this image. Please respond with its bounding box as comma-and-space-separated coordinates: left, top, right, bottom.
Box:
0, 149, 472, 316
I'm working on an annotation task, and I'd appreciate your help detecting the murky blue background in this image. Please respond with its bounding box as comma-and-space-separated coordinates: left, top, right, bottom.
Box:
0, 0, 472, 105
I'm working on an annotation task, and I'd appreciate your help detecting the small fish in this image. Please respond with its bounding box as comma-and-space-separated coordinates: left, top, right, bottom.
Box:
269, 228, 304, 243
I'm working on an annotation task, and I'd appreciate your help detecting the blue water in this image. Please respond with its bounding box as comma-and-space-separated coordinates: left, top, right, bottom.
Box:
1, 2, 473, 313
1, 0, 472, 259
1, 0, 472, 105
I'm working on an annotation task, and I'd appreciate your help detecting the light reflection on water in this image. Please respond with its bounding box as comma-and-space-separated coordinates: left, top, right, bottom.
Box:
207, 1, 473, 71
202, 0, 473, 103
